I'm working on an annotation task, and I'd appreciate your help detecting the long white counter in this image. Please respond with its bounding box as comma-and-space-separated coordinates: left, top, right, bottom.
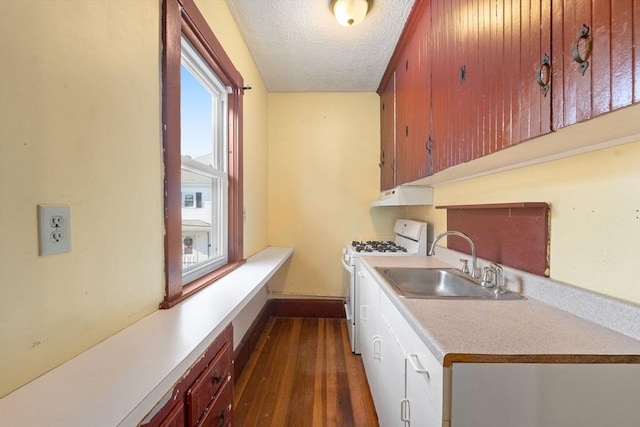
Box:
0, 246, 293, 427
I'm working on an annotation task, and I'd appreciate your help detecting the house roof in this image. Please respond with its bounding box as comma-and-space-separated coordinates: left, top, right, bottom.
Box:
182, 155, 212, 183
182, 219, 211, 230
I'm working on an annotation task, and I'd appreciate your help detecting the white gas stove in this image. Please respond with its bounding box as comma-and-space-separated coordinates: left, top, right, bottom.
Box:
342, 219, 428, 353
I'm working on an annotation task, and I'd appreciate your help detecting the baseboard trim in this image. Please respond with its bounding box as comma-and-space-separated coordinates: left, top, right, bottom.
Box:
269, 298, 345, 318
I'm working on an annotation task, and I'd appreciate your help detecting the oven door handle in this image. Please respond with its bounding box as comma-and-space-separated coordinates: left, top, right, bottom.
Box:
342, 257, 354, 273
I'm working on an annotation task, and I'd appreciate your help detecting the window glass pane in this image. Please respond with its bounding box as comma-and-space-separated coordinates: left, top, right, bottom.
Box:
184, 193, 194, 207
180, 39, 228, 285
180, 63, 213, 163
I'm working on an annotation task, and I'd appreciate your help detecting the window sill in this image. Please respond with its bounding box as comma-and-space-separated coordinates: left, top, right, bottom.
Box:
161, 261, 246, 309
0, 246, 294, 427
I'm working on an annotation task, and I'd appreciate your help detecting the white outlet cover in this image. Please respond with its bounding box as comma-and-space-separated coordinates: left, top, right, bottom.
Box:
38, 204, 71, 256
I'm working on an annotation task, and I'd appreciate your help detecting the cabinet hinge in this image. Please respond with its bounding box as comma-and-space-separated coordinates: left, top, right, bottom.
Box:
426, 135, 433, 154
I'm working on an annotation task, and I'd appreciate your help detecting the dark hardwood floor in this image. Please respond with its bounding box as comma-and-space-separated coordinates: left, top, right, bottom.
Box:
234, 317, 379, 426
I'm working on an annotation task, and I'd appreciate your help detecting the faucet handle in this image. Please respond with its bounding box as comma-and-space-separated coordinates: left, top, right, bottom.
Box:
459, 258, 469, 275
480, 266, 494, 287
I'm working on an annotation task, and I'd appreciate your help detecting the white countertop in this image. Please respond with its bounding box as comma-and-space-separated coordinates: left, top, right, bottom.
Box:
0, 246, 293, 427
360, 256, 640, 366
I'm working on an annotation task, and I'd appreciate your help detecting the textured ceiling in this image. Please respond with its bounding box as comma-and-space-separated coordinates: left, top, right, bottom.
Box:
225, 0, 415, 92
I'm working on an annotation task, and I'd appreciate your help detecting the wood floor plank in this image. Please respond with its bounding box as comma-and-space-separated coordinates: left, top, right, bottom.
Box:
269, 318, 303, 426
235, 317, 378, 427
312, 318, 326, 427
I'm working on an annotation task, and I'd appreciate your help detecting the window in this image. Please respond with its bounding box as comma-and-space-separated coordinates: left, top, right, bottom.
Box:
182, 192, 203, 208
184, 193, 194, 207
162, 0, 245, 308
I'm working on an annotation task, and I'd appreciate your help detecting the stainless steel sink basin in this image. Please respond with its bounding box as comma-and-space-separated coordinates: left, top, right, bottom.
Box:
375, 267, 525, 300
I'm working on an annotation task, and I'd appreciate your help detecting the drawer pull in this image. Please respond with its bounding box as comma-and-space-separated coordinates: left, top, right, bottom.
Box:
360, 305, 367, 320
400, 398, 410, 422
373, 336, 382, 361
408, 353, 430, 378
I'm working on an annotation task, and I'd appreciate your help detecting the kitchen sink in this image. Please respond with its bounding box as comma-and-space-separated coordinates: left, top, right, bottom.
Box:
374, 267, 525, 300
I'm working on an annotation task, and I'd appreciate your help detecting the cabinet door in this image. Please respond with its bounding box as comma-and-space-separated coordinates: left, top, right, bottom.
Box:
197, 381, 232, 427
186, 345, 232, 427
430, 0, 454, 173
380, 72, 396, 191
552, 0, 637, 129
451, 363, 640, 427
377, 294, 409, 426
380, 288, 446, 425
395, 1, 432, 184
431, 0, 552, 171
431, 0, 474, 171
358, 267, 380, 377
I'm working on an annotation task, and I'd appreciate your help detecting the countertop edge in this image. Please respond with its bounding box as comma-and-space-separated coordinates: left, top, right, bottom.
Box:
442, 353, 640, 367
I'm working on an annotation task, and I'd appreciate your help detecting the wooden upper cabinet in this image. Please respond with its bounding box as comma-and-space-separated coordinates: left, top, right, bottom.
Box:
507, 0, 553, 145
379, 0, 636, 187
379, 72, 395, 191
431, 0, 490, 171
552, 0, 637, 129
395, 0, 432, 185
431, 0, 552, 172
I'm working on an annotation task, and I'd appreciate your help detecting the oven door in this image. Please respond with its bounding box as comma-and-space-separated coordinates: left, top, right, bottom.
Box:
341, 255, 356, 353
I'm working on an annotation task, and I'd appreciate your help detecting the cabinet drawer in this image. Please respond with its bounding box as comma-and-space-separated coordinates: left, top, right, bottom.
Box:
196, 381, 232, 427
380, 291, 444, 418
187, 344, 232, 427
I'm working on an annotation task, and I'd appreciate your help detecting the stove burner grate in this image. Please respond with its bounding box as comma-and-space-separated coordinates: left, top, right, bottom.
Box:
351, 240, 408, 253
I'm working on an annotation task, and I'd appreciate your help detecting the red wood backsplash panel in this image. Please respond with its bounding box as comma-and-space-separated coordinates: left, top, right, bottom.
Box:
438, 203, 550, 276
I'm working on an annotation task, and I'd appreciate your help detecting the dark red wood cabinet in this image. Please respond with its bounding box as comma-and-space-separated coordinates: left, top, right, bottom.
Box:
140, 324, 233, 427
378, 0, 638, 189
378, 0, 432, 188
430, 0, 553, 172
551, 0, 638, 130
395, 1, 432, 185
379, 72, 395, 191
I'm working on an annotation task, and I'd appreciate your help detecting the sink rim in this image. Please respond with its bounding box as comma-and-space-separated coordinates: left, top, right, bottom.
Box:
374, 266, 526, 300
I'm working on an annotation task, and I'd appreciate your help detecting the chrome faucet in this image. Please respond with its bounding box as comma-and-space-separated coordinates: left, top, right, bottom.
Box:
429, 231, 479, 279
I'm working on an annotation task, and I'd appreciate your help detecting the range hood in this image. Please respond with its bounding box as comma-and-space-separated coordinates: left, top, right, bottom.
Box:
370, 186, 434, 207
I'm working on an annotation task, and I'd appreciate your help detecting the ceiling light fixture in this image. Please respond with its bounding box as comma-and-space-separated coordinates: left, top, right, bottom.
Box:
331, 0, 371, 27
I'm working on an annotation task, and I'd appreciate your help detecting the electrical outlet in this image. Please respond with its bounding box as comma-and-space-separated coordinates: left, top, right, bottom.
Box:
38, 204, 71, 256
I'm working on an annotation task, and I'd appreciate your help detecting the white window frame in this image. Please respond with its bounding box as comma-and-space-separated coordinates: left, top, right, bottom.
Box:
180, 36, 229, 285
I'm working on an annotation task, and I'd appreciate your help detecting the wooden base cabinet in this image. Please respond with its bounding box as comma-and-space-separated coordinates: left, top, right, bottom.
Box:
140, 324, 233, 427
